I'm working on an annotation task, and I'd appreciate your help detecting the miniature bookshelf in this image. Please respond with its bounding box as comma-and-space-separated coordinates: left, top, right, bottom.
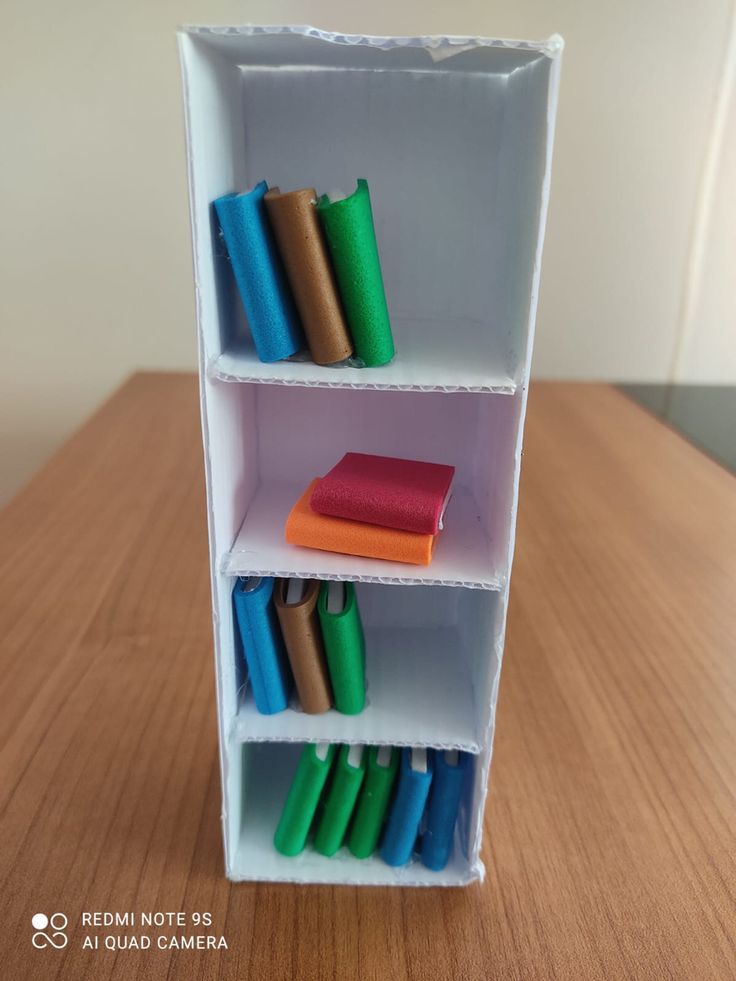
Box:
178, 24, 562, 885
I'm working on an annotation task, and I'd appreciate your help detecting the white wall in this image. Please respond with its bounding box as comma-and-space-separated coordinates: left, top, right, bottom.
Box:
1, 0, 735, 504
670, 6, 736, 384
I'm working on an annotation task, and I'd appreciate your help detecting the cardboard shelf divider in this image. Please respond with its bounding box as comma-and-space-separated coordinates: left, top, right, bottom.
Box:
209, 314, 519, 394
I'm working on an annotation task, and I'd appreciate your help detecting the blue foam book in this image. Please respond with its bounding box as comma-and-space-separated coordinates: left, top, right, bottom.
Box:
233, 576, 292, 714
420, 750, 470, 871
380, 747, 434, 867
214, 182, 304, 363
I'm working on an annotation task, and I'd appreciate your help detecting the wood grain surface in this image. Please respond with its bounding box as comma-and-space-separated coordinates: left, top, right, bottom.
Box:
0, 373, 734, 981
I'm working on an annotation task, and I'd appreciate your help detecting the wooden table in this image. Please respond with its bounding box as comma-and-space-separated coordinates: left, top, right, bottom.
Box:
1, 374, 734, 981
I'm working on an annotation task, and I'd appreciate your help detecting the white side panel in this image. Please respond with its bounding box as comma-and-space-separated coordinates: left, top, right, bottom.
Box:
466, 51, 562, 867
179, 34, 248, 362
496, 57, 555, 376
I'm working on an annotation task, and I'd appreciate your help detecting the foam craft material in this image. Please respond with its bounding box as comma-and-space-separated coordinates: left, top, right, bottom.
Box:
264, 187, 353, 365
348, 747, 400, 859
311, 452, 455, 535
274, 743, 336, 856
318, 180, 395, 367
286, 479, 436, 566
274, 578, 333, 714
381, 749, 434, 867
314, 745, 367, 857
317, 581, 366, 715
420, 751, 470, 871
232, 577, 292, 715
214, 182, 304, 363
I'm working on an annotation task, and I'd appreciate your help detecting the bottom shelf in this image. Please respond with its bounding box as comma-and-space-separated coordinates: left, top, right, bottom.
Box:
228, 742, 483, 886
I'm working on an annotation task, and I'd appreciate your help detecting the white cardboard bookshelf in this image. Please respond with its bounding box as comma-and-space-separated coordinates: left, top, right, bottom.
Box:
178, 24, 562, 886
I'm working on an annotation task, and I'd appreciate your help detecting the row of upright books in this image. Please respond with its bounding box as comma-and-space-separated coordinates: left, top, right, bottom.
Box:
275, 743, 470, 872
215, 179, 394, 367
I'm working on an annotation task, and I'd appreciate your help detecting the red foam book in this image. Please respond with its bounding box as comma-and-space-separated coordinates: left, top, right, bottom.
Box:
310, 452, 455, 535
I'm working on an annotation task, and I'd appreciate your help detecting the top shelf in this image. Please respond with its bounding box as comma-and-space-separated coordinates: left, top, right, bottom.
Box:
208, 317, 519, 394
185, 33, 556, 403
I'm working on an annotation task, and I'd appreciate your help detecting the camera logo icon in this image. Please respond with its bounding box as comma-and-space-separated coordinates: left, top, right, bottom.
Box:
32, 913, 68, 949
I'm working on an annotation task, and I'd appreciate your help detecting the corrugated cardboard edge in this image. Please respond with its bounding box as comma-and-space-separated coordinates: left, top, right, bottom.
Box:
229, 859, 485, 887
177, 33, 236, 876
231, 730, 482, 754
466, 39, 564, 873
179, 23, 564, 63
220, 562, 505, 592
207, 355, 518, 395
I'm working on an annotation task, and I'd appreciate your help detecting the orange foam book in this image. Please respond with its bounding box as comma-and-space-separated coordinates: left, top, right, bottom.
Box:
287, 478, 436, 566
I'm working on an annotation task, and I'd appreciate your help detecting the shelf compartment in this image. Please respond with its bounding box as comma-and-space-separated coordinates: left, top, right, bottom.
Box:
233, 625, 481, 752
210, 317, 518, 394
181, 27, 557, 393
222, 481, 503, 588
230, 583, 502, 756
212, 383, 522, 590
230, 741, 483, 885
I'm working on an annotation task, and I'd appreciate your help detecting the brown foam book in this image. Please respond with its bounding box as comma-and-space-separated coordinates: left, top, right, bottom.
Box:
264, 187, 353, 365
274, 577, 333, 714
